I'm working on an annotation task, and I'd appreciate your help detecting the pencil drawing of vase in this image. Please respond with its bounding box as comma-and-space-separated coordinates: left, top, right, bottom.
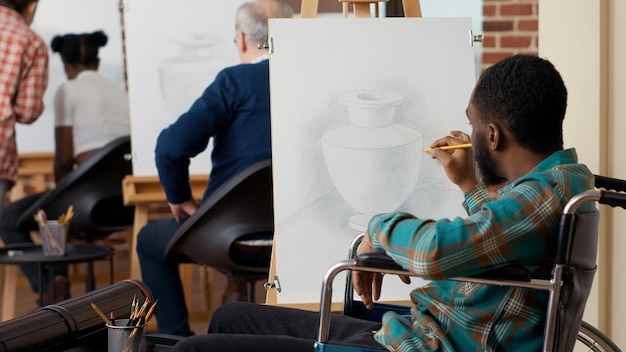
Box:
322, 90, 423, 231
158, 33, 233, 117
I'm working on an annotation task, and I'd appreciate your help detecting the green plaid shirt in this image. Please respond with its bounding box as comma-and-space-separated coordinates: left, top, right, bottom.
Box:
367, 148, 595, 351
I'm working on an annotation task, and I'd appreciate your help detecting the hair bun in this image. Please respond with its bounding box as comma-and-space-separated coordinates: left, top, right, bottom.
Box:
50, 35, 64, 53
88, 30, 108, 48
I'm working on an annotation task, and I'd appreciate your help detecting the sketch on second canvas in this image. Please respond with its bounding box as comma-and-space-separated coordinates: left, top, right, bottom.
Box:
269, 17, 479, 304
122, 0, 248, 176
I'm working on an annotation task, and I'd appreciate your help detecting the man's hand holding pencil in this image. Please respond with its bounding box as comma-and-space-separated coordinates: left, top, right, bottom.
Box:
427, 131, 478, 193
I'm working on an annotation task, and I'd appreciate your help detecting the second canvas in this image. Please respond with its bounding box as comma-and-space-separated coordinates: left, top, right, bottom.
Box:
269, 17, 479, 304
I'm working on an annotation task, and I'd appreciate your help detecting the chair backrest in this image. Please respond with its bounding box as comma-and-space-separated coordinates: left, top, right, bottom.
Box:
16, 136, 134, 240
556, 211, 599, 352
164, 159, 273, 276
553, 174, 626, 351
551, 174, 626, 350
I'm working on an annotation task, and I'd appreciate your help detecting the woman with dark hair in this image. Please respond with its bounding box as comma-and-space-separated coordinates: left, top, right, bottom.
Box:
0, 30, 130, 306
49, 30, 130, 179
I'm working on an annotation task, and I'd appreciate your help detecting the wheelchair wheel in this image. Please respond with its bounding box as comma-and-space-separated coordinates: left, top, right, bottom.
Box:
576, 320, 622, 352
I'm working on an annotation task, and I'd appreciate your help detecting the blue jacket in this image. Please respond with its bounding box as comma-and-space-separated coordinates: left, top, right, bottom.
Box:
155, 59, 271, 203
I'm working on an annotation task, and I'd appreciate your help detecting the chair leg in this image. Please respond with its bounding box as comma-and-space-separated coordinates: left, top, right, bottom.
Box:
86, 262, 95, 291
222, 275, 249, 304
246, 279, 254, 303
201, 266, 212, 312
83, 236, 95, 291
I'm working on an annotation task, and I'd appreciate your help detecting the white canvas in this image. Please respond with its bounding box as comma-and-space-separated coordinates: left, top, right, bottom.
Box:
270, 17, 478, 304
16, 0, 125, 153
123, 0, 247, 176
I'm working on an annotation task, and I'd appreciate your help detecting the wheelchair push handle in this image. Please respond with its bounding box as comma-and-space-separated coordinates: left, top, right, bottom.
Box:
599, 190, 626, 209
594, 174, 626, 193
594, 174, 626, 208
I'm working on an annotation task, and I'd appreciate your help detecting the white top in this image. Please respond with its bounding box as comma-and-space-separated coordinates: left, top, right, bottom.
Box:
54, 70, 131, 156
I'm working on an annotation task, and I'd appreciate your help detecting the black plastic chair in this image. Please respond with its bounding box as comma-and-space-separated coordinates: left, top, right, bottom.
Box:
164, 159, 274, 302
15, 135, 135, 289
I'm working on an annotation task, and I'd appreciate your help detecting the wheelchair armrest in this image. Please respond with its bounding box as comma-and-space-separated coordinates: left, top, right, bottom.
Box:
355, 250, 403, 271
355, 251, 532, 282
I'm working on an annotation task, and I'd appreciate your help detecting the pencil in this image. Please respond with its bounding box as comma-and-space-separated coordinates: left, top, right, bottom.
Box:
424, 143, 472, 152
34, 213, 64, 253
130, 295, 136, 318
144, 299, 158, 322
91, 303, 110, 324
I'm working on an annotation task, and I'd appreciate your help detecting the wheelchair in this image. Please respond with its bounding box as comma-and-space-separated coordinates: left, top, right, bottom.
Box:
315, 175, 626, 352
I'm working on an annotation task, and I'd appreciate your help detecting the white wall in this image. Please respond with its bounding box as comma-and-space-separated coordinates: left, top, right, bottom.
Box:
540, 0, 626, 346
607, 0, 626, 345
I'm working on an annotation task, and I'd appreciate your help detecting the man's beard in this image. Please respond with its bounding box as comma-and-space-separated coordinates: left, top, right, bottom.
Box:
473, 136, 507, 186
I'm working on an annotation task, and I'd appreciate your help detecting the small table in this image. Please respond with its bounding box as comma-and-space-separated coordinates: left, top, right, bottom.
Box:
0, 243, 114, 306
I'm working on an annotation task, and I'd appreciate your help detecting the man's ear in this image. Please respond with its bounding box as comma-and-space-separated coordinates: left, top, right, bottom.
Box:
237, 30, 248, 54
487, 123, 502, 151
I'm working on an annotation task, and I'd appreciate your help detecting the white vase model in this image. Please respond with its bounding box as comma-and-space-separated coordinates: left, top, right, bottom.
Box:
322, 90, 423, 231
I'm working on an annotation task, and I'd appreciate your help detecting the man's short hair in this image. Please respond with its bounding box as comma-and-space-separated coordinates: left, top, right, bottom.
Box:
235, 0, 294, 43
472, 55, 568, 154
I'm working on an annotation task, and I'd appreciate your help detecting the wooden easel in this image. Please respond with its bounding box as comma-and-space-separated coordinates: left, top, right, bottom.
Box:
300, 0, 421, 19
264, 0, 422, 310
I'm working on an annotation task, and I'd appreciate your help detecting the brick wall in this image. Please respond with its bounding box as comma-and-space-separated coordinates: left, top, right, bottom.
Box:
283, 0, 539, 71
482, 0, 538, 70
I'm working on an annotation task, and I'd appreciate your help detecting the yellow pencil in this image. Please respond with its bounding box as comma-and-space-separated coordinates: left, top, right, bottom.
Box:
424, 143, 472, 152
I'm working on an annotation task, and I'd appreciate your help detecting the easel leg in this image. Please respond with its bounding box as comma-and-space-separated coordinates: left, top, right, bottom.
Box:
1, 266, 17, 320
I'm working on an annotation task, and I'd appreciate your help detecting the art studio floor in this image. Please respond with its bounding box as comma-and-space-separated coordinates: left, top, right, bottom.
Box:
0, 231, 267, 335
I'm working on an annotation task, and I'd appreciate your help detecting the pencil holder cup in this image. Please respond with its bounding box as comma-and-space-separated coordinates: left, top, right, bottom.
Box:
106, 319, 147, 352
38, 220, 68, 256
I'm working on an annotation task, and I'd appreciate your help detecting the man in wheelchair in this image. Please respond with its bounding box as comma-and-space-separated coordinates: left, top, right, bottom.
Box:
172, 55, 597, 352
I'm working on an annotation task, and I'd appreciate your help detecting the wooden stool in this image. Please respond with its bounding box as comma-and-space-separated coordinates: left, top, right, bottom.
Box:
9, 152, 54, 201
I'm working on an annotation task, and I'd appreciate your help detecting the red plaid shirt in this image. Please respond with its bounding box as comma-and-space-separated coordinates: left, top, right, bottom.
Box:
0, 6, 48, 185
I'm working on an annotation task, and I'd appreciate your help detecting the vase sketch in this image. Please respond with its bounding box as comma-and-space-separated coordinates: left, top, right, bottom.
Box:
322, 90, 423, 231
158, 33, 234, 117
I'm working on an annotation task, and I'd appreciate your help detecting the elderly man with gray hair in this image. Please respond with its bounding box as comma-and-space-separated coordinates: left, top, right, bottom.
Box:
136, 0, 293, 337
